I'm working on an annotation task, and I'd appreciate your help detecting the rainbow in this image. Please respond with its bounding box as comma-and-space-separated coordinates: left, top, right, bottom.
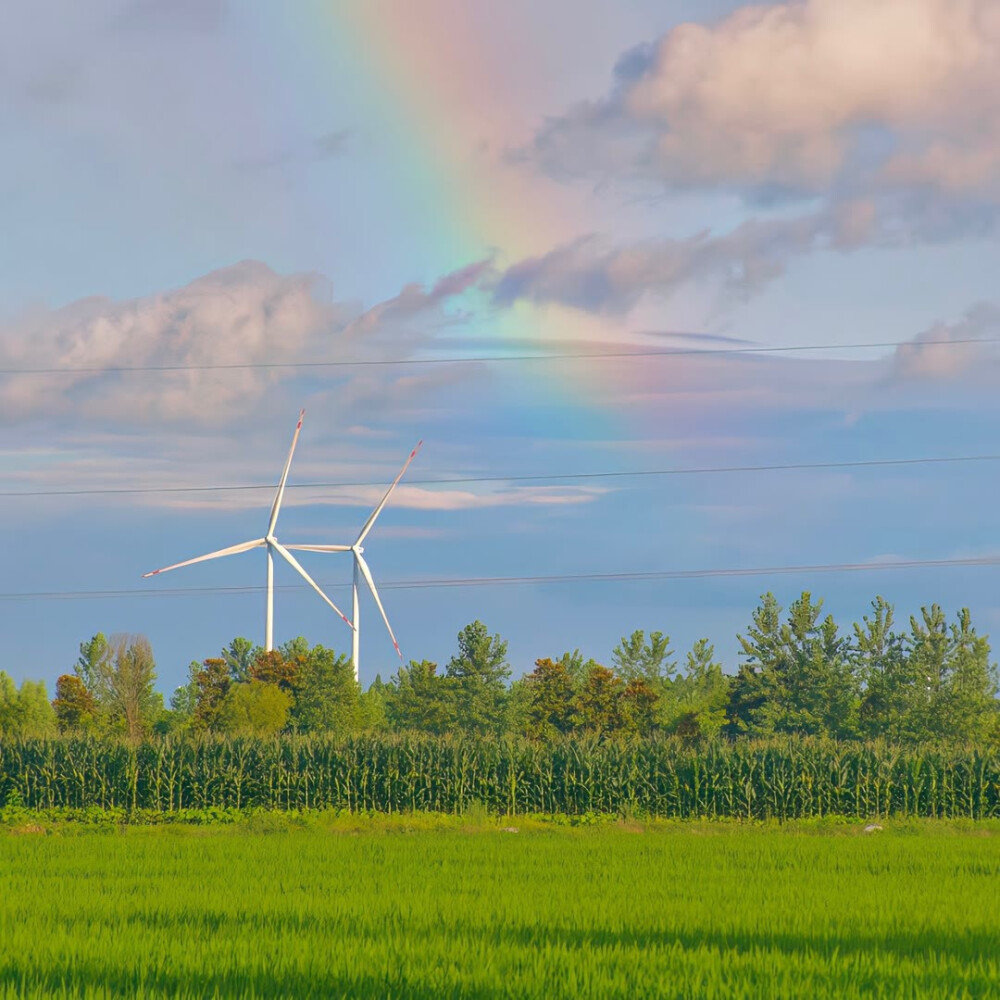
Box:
250, 4, 627, 438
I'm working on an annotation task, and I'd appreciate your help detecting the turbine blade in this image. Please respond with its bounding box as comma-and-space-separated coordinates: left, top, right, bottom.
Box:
356, 552, 401, 659
142, 538, 265, 577
356, 440, 423, 546
283, 544, 353, 553
267, 409, 305, 536
270, 540, 354, 629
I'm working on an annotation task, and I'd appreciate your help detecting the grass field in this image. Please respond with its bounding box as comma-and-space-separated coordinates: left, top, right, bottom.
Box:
1, 816, 998, 998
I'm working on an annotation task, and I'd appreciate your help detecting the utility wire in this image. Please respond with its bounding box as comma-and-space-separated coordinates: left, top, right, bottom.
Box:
2, 555, 997, 602
2, 452, 999, 499
1, 335, 998, 376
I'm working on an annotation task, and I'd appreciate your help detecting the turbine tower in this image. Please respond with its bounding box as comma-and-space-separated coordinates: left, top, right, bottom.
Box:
287, 441, 422, 681
142, 410, 353, 650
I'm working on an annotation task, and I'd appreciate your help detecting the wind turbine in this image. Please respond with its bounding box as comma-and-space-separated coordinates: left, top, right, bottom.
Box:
142, 410, 353, 651
286, 441, 422, 681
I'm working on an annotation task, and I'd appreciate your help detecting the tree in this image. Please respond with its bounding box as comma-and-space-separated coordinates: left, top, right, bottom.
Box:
218, 682, 291, 736
249, 649, 300, 694
446, 621, 510, 736
556, 649, 602, 688
727, 593, 783, 736
93, 634, 158, 741
904, 606, 998, 743
359, 675, 390, 733
574, 664, 623, 737
677, 639, 730, 737
74, 633, 108, 694
290, 644, 359, 734
525, 658, 576, 738
733, 593, 857, 739
854, 597, 916, 741
0, 674, 55, 738
53, 675, 97, 732
222, 637, 258, 683
612, 630, 676, 685
621, 677, 658, 737
194, 658, 231, 732
941, 609, 999, 743
386, 660, 455, 735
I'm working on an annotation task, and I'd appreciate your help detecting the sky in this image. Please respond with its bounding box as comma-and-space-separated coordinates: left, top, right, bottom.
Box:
4, 0, 1000, 694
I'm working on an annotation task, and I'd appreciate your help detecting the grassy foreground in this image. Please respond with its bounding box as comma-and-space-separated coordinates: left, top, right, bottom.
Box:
1, 817, 998, 998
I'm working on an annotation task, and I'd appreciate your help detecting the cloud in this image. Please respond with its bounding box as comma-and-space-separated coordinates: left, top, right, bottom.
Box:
0, 258, 490, 425
893, 304, 1000, 380
492, 215, 827, 314
533, 0, 1000, 198
502, 1, 1000, 318
0, 260, 342, 423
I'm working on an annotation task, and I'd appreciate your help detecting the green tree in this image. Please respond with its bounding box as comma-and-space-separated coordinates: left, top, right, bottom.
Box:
291, 644, 359, 734
446, 621, 510, 736
503, 677, 533, 737
74, 633, 108, 694
905, 606, 998, 743
734, 592, 857, 739
612, 630, 676, 685
169, 662, 201, 720
0, 673, 57, 738
16, 680, 56, 737
854, 597, 916, 741
556, 649, 601, 688
93, 634, 158, 741
218, 682, 291, 736
525, 658, 576, 738
941, 609, 999, 743
222, 637, 258, 683
386, 660, 455, 735
53, 674, 97, 732
359, 675, 390, 733
669, 639, 730, 739
727, 593, 783, 736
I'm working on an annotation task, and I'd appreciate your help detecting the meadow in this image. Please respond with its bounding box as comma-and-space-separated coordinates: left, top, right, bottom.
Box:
1, 817, 998, 998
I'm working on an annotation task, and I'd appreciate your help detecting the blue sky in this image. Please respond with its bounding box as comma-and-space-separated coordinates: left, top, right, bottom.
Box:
4, 0, 1000, 694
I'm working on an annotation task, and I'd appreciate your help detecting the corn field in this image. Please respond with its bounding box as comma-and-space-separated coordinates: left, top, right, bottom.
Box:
1, 736, 998, 819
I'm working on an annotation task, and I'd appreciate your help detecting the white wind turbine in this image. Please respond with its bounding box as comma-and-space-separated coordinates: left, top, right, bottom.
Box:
142, 410, 353, 651
286, 441, 422, 681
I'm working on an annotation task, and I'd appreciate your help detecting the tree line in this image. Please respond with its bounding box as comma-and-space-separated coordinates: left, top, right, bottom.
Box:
1, 592, 997, 745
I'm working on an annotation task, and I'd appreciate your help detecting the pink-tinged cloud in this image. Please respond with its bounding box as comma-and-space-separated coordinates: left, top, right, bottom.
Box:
0, 259, 489, 424
535, 0, 1000, 199
893, 304, 1000, 380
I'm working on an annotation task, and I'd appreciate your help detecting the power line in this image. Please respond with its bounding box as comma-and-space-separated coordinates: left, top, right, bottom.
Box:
3, 452, 999, 499
2, 335, 998, 377
3, 555, 997, 602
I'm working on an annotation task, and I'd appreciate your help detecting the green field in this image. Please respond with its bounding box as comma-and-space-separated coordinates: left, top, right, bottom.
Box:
1, 818, 998, 998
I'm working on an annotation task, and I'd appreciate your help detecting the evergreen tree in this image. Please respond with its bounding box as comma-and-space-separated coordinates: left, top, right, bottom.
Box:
854, 597, 916, 741
222, 637, 258, 683
446, 621, 510, 736
612, 630, 676, 685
